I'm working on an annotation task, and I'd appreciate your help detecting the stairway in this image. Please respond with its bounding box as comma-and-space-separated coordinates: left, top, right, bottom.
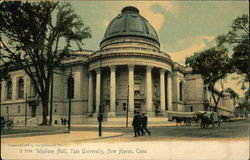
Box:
16, 116, 42, 126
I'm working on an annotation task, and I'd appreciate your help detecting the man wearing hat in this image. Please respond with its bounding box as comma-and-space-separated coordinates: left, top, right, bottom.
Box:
141, 113, 151, 136
132, 111, 142, 137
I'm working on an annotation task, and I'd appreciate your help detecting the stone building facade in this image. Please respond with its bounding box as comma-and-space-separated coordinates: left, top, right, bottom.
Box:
0, 6, 235, 125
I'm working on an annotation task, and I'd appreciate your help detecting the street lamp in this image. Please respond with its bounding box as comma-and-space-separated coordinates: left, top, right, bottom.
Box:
49, 70, 54, 126
25, 93, 27, 126
97, 105, 103, 137
68, 65, 73, 133
97, 52, 103, 137
126, 85, 129, 127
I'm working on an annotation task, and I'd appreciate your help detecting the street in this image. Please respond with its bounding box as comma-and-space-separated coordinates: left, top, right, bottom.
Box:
72, 119, 249, 142
1, 119, 249, 160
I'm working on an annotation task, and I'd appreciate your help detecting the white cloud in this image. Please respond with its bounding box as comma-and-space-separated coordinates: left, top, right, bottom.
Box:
215, 73, 247, 97
167, 36, 215, 65
103, 20, 110, 27
103, 1, 177, 31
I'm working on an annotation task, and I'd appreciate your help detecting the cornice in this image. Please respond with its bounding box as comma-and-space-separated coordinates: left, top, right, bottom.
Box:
87, 52, 174, 67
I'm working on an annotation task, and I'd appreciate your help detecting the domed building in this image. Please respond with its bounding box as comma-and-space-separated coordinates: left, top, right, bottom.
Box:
0, 6, 235, 125
88, 6, 178, 118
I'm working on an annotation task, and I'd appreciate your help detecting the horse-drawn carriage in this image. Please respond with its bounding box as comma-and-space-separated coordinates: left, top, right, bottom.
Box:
167, 111, 197, 126
167, 111, 221, 129
194, 111, 221, 129
0, 116, 14, 129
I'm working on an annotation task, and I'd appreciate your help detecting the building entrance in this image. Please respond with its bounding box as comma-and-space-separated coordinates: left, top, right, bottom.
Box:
31, 105, 36, 118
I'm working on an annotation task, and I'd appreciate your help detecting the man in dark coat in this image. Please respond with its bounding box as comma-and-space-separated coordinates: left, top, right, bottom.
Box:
141, 113, 151, 136
132, 112, 141, 137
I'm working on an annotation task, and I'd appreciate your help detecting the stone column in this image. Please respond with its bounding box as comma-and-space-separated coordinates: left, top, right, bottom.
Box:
167, 72, 173, 111
146, 66, 153, 116
109, 66, 116, 117
160, 69, 166, 112
88, 71, 93, 114
95, 68, 101, 114
128, 65, 134, 113
74, 72, 81, 100
1, 81, 5, 101
12, 77, 17, 100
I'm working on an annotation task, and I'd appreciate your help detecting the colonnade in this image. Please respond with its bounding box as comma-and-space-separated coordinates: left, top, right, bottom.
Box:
88, 65, 173, 116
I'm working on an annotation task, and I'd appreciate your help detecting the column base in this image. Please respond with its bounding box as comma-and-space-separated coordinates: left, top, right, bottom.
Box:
107, 112, 116, 117
93, 113, 99, 118
87, 113, 94, 117
146, 112, 155, 117
161, 111, 169, 117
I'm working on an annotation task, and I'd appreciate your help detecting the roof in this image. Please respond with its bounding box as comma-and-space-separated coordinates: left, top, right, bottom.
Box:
100, 6, 159, 45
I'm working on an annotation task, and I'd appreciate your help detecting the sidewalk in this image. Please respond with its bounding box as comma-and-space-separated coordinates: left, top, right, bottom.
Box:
1, 131, 123, 144
72, 122, 177, 128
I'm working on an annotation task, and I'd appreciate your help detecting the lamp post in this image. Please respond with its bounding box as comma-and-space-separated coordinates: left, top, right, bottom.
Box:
68, 66, 73, 133
49, 70, 54, 126
98, 105, 103, 137
126, 85, 129, 127
25, 93, 27, 126
97, 52, 103, 137
0, 83, 1, 115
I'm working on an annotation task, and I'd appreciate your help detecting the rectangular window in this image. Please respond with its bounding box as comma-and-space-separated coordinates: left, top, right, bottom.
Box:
17, 106, 21, 113
6, 106, 9, 114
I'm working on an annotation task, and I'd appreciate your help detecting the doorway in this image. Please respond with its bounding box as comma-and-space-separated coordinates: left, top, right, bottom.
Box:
31, 105, 36, 118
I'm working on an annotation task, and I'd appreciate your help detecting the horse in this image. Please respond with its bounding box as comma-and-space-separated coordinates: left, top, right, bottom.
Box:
172, 117, 185, 126
199, 112, 221, 129
172, 117, 194, 126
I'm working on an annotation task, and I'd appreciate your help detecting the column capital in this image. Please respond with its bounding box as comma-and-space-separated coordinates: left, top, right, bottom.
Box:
146, 66, 153, 72
109, 65, 116, 72
95, 68, 101, 74
128, 64, 135, 71
88, 70, 93, 75
167, 71, 172, 76
160, 69, 166, 74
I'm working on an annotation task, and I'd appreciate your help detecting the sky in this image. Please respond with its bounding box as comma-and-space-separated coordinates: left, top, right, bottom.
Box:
70, 1, 249, 97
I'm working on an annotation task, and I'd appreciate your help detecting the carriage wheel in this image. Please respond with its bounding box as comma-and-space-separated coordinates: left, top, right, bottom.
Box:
7, 121, 14, 129
0, 122, 5, 130
205, 123, 209, 129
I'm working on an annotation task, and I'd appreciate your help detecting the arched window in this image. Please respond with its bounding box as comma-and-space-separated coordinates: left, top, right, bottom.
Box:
179, 81, 183, 101
18, 78, 24, 98
30, 80, 37, 97
67, 77, 74, 98
6, 81, 12, 100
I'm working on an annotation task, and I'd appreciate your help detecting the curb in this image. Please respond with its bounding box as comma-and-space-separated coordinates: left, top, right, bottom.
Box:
1, 130, 123, 142
1, 129, 68, 138
73, 133, 124, 142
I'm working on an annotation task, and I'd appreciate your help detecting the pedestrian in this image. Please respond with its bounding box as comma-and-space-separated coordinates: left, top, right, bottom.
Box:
61, 118, 63, 125
141, 113, 151, 136
138, 113, 144, 136
132, 111, 141, 137
63, 119, 67, 126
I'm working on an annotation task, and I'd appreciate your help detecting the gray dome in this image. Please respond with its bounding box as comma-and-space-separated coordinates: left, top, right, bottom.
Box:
101, 6, 159, 45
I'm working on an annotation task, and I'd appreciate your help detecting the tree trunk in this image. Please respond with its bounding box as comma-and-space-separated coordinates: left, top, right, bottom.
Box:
40, 95, 49, 125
